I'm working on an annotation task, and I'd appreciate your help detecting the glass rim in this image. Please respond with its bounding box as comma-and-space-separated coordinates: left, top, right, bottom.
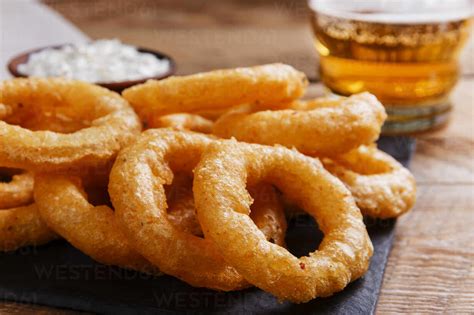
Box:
308, 0, 474, 24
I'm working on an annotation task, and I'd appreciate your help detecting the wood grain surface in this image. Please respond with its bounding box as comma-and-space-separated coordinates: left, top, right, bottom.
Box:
42, 0, 474, 80
1, 1, 473, 314
376, 79, 474, 314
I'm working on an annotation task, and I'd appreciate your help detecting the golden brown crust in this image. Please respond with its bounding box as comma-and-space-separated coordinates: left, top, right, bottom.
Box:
122, 63, 308, 122
109, 129, 287, 291
194, 140, 373, 303
213, 93, 387, 156
0, 204, 57, 252
0, 78, 142, 172
322, 145, 417, 219
109, 129, 245, 290
0, 170, 34, 209
34, 175, 156, 273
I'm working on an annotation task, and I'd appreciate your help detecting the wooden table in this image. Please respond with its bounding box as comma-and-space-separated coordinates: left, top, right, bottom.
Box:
1, 1, 473, 313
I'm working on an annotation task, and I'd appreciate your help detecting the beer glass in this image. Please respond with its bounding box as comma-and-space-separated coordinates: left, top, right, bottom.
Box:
309, 0, 473, 134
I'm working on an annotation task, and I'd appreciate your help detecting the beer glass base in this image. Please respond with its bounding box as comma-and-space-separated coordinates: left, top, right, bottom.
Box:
382, 102, 452, 135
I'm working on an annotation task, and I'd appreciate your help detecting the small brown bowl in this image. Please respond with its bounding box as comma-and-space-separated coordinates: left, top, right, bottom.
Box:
7, 44, 176, 92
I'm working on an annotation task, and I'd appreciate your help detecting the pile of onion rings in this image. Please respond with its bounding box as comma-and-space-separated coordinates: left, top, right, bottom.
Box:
109, 129, 287, 290
0, 78, 141, 172
0, 64, 416, 303
1, 78, 141, 251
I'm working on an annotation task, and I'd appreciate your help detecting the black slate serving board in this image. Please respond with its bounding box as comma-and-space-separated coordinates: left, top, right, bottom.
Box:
0, 136, 416, 315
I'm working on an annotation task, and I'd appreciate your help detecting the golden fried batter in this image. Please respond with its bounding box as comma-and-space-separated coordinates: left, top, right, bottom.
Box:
122, 63, 308, 122
213, 93, 387, 156
194, 140, 373, 302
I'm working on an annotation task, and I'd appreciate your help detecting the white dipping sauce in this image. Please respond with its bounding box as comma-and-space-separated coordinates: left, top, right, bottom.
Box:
18, 39, 171, 83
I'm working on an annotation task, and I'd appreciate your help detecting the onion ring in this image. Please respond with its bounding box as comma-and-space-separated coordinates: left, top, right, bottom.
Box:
193, 140, 373, 302
0, 204, 57, 252
122, 63, 308, 122
150, 113, 213, 134
34, 175, 158, 273
0, 78, 141, 172
322, 145, 416, 219
109, 129, 287, 290
213, 92, 387, 156
0, 168, 34, 209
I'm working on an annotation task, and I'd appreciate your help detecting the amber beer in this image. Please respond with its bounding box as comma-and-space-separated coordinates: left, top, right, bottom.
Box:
309, 0, 472, 133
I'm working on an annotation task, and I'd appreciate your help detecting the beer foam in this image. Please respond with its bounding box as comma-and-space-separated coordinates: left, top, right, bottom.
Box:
309, 0, 473, 24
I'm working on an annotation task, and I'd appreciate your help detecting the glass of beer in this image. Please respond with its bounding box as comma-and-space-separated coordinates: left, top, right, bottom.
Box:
309, 0, 473, 134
